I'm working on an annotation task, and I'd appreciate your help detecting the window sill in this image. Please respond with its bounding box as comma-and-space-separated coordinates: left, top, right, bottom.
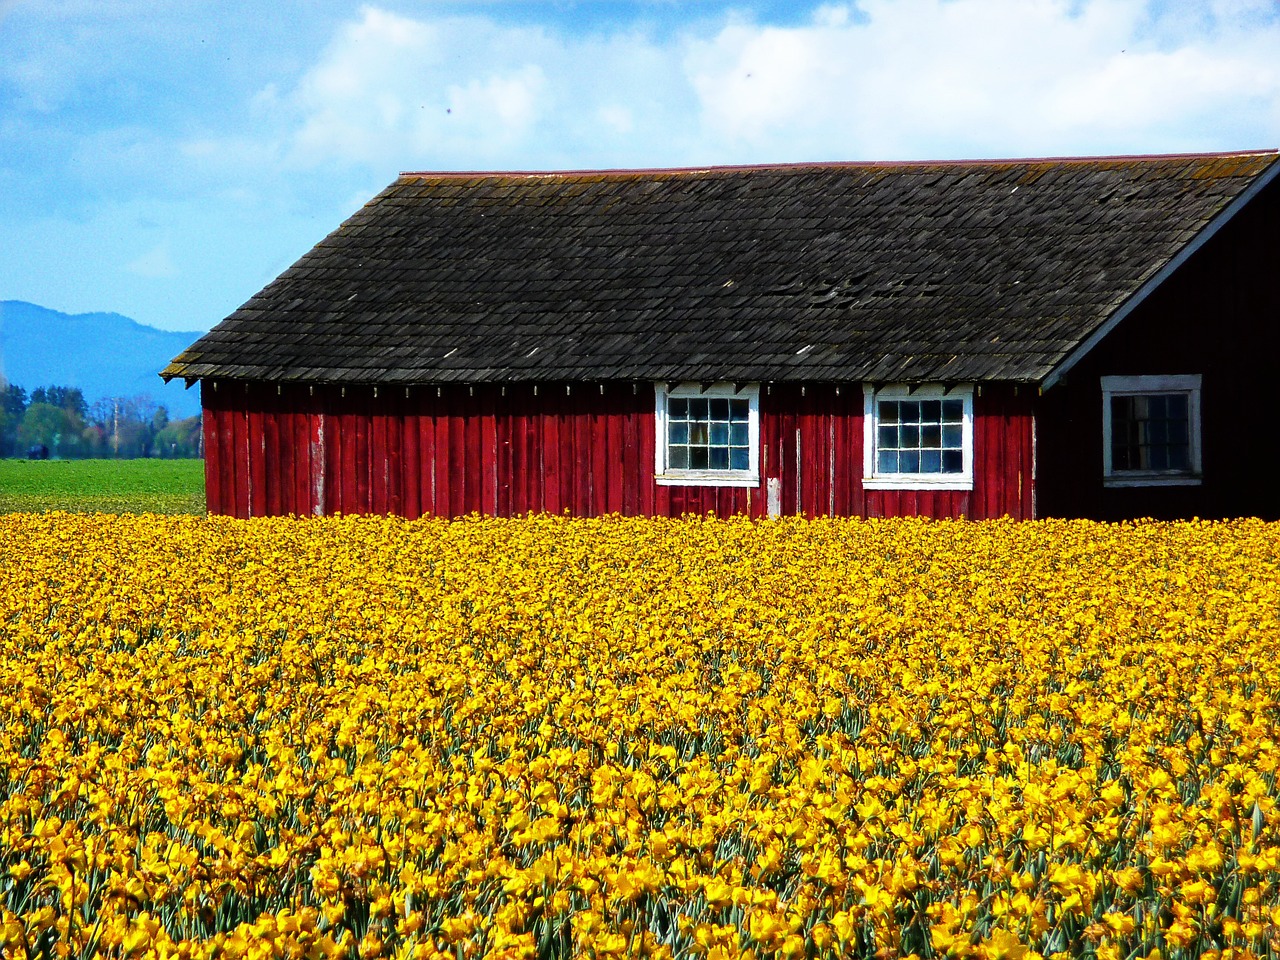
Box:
863, 476, 974, 491
656, 472, 760, 488
1104, 474, 1202, 488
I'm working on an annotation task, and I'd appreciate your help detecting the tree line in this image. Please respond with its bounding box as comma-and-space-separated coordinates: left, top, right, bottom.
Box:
0, 379, 202, 459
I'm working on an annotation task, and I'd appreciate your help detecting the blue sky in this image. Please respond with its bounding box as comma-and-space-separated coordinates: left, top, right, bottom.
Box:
2, 0, 1278, 334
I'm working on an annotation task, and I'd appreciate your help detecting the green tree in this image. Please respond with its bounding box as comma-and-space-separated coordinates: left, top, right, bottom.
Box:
0, 381, 28, 457
17, 403, 72, 455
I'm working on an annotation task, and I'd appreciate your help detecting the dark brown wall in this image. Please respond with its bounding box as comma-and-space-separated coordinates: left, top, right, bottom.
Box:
1036, 174, 1280, 520
201, 381, 1035, 520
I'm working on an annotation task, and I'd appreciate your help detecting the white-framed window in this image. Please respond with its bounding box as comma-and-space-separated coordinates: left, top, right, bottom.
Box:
863, 384, 974, 490
654, 382, 760, 487
1101, 375, 1202, 487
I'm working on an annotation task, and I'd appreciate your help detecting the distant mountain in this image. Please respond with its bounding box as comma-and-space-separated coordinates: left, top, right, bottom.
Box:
0, 301, 205, 419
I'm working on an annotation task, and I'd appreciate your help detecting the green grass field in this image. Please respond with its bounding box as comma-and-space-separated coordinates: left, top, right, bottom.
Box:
0, 459, 205, 514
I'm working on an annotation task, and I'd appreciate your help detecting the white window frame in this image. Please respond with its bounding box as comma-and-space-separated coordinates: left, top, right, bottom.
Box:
863, 383, 975, 490
654, 382, 760, 487
1101, 374, 1202, 487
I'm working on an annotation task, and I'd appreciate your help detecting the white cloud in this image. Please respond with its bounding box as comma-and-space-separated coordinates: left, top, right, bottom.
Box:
240, 0, 1279, 176
684, 0, 1280, 158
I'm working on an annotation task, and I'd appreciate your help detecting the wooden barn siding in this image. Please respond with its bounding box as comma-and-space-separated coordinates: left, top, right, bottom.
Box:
1036, 174, 1280, 521
200, 381, 1035, 520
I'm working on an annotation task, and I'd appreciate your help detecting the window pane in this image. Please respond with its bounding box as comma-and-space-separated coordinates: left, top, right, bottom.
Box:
668, 397, 688, 418
942, 450, 964, 473
688, 398, 708, 420
689, 423, 708, 445
669, 422, 689, 444
921, 425, 941, 448
729, 399, 750, 421
902, 425, 920, 448
921, 450, 942, 473
921, 400, 941, 423
878, 401, 898, 425
689, 447, 708, 469
709, 398, 729, 420
1110, 390, 1193, 474
878, 425, 898, 449
730, 422, 749, 445
900, 451, 920, 473
669, 446, 688, 469
1111, 437, 1132, 470
877, 450, 898, 473
730, 447, 749, 470
942, 399, 964, 423
942, 424, 962, 448
710, 422, 728, 445
899, 401, 920, 424
709, 447, 729, 469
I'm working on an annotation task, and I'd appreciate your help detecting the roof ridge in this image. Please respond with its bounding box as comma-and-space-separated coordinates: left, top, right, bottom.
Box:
399, 150, 1280, 180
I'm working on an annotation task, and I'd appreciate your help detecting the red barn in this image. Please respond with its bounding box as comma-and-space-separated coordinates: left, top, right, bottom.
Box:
164, 151, 1280, 521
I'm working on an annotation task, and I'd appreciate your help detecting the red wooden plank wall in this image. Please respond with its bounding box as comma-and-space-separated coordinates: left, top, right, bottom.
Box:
200, 380, 1035, 520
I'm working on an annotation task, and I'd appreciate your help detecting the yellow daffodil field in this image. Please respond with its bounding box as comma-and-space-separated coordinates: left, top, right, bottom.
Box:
2, 513, 1279, 960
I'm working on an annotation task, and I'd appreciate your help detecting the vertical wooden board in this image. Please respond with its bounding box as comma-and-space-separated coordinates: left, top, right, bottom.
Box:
245, 399, 265, 518
781, 407, 799, 516
218, 404, 235, 518
575, 393, 594, 516
275, 403, 295, 516
972, 392, 990, 519
1024, 407, 1036, 519
200, 386, 221, 515
606, 398, 625, 514
370, 399, 388, 515
323, 406, 338, 516
988, 395, 1006, 520
526, 389, 543, 515
509, 398, 528, 515
850, 391, 867, 518
542, 392, 562, 514
559, 390, 577, 515
666, 485, 687, 517
434, 404, 450, 518
355, 394, 371, 514
916, 489, 936, 519
337, 403, 355, 515
590, 401, 608, 518
403, 400, 421, 520
465, 393, 485, 515
481, 387, 499, 516
293, 397, 311, 516
263, 393, 281, 517
622, 400, 640, 515
388, 398, 405, 517
312, 403, 328, 515
231, 402, 250, 520
997, 389, 1015, 519
419, 405, 438, 517
798, 390, 819, 516
450, 401, 471, 519
494, 390, 513, 517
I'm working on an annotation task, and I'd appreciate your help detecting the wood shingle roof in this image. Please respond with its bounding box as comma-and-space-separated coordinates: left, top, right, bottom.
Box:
164, 151, 1279, 386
